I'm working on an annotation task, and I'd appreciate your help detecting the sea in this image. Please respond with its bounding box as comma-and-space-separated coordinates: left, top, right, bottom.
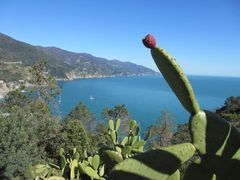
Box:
58, 75, 240, 130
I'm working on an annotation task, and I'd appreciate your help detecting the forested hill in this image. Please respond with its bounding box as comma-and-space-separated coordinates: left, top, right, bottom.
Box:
0, 33, 158, 82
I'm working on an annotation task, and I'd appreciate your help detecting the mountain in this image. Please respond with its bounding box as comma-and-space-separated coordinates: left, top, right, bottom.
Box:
0, 33, 158, 82
37, 46, 158, 79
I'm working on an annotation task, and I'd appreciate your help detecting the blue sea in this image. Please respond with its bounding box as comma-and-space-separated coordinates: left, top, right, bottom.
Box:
59, 75, 240, 130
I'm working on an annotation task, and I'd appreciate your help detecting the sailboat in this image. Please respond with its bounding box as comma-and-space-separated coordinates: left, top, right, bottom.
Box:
89, 95, 94, 100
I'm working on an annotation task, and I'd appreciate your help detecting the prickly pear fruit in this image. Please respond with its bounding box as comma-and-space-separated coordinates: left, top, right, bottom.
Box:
143, 36, 200, 114
142, 34, 156, 49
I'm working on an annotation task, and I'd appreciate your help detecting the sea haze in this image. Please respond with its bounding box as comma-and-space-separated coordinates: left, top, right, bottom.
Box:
59, 75, 240, 130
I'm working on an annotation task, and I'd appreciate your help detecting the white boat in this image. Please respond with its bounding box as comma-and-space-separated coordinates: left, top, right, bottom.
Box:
89, 96, 94, 100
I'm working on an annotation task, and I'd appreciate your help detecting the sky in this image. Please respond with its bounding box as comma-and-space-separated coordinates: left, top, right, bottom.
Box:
0, 0, 240, 77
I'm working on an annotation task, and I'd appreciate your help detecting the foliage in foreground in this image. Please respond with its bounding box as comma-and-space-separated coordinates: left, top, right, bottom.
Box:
69, 34, 240, 180
105, 34, 240, 179
0, 98, 61, 179
32, 118, 150, 180
1, 37, 240, 180
0, 61, 62, 179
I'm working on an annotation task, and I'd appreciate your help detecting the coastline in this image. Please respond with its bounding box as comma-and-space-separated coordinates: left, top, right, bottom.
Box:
0, 74, 159, 99
56, 73, 159, 82
2, 74, 239, 99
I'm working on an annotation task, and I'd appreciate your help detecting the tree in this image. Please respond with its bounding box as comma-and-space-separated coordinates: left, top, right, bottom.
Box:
216, 96, 240, 114
0, 61, 62, 179
102, 104, 131, 136
0, 86, 30, 113
63, 102, 112, 154
65, 102, 95, 132
29, 60, 61, 103
90, 123, 112, 152
0, 111, 39, 179
102, 104, 129, 121
0, 60, 61, 114
147, 110, 175, 149
59, 118, 90, 155
29, 60, 62, 115
0, 105, 61, 179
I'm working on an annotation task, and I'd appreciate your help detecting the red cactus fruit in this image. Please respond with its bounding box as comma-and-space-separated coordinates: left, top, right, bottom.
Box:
142, 34, 156, 49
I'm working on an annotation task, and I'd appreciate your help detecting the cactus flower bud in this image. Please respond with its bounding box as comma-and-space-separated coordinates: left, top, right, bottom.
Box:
142, 34, 156, 49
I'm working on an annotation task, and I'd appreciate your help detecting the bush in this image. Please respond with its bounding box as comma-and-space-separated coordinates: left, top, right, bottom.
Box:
59, 118, 90, 156
0, 103, 61, 179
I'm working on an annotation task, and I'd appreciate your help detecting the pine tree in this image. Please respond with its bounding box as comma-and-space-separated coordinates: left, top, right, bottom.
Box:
65, 102, 95, 131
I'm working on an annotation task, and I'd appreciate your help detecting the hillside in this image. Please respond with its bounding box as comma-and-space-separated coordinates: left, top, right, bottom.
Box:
0, 33, 71, 81
0, 33, 158, 82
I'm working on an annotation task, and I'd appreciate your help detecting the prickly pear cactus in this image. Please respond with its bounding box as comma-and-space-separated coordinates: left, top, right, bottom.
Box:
33, 35, 240, 180
184, 159, 218, 180
146, 37, 200, 115
107, 119, 149, 158
109, 143, 195, 180
189, 110, 240, 179
143, 34, 240, 179
80, 153, 106, 180
34, 148, 106, 180
31, 163, 63, 180
108, 34, 240, 180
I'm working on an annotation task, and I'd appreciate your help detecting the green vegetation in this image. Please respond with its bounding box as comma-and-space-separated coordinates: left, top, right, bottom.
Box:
31, 118, 149, 180
0, 60, 150, 179
0, 61, 62, 179
58, 119, 90, 157
0, 35, 240, 179
0, 33, 157, 82
147, 111, 175, 149
216, 96, 240, 114
108, 34, 240, 180
102, 104, 131, 137
0, 62, 29, 82
66, 102, 95, 131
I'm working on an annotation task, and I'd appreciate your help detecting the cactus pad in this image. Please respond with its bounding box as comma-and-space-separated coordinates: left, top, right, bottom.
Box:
109, 143, 195, 180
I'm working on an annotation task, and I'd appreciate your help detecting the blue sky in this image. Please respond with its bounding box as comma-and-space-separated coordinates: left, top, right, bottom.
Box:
1, 0, 240, 77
